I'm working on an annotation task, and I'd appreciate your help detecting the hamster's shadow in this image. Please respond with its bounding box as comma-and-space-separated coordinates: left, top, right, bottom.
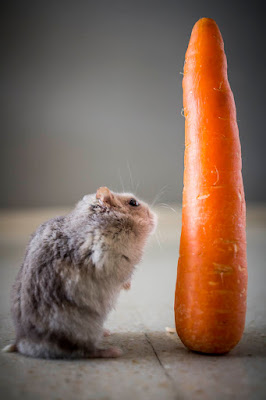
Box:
10, 328, 266, 363
103, 331, 183, 360
103, 328, 266, 361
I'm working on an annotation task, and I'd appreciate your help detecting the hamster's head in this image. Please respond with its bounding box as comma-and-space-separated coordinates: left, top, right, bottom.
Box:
95, 187, 157, 238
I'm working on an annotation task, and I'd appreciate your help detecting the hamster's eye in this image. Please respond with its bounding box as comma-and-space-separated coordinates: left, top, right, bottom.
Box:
129, 198, 139, 207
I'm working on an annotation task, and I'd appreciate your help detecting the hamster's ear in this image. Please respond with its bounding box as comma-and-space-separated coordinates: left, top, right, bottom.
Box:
96, 187, 114, 205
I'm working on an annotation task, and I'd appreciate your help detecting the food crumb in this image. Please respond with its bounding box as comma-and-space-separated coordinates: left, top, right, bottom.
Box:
165, 327, 176, 334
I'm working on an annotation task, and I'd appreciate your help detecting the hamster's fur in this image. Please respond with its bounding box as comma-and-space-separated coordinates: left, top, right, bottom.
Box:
8, 187, 157, 359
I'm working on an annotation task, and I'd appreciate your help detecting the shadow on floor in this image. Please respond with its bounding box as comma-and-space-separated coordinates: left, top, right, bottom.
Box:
3, 327, 266, 363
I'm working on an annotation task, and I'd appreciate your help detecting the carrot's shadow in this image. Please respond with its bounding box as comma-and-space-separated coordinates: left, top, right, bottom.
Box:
6, 327, 266, 363
105, 327, 266, 360
228, 327, 266, 358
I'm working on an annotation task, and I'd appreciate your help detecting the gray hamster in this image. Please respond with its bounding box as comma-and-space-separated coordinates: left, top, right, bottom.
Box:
7, 187, 157, 359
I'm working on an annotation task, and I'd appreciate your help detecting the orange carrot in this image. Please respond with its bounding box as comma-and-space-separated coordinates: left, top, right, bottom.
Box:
174, 18, 248, 354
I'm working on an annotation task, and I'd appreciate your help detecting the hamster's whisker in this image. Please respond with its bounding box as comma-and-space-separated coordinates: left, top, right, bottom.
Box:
118, 169, 125, 192
158, 203, 177, 214
151, 185, 169, 207
157, 228, 165, 243
134, 181, 140, 196
157, 227, 167, 246
126, 160, 134, 192
155, 231, 162, 250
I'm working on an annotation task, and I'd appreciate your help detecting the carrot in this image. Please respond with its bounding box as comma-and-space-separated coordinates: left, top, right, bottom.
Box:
174, 18, 248, 354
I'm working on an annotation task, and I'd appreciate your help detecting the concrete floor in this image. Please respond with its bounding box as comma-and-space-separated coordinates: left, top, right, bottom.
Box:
0, 205, 265, 400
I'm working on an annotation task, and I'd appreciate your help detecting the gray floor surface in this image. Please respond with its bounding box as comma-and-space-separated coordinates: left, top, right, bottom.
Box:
0, 205, 265, 400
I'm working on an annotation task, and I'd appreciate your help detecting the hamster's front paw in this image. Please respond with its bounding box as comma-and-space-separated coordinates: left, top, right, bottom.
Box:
123, 281, 131, 290
103, 329, 111, 337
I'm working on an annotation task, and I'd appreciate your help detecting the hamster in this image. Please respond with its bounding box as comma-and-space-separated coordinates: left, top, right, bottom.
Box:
6, 187, 157, 359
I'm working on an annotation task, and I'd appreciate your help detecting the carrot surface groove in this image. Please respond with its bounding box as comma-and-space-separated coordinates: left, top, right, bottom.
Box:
174, 18, 248, 354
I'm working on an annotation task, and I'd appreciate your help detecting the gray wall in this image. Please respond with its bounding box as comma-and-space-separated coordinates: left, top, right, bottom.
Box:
1, 0, 265, 207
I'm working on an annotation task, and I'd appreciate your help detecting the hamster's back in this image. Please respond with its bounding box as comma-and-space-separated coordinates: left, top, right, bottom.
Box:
10, 216, 66, 340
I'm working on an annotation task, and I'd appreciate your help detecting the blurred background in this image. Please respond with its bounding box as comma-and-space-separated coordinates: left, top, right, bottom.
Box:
1, 0, 265, 208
